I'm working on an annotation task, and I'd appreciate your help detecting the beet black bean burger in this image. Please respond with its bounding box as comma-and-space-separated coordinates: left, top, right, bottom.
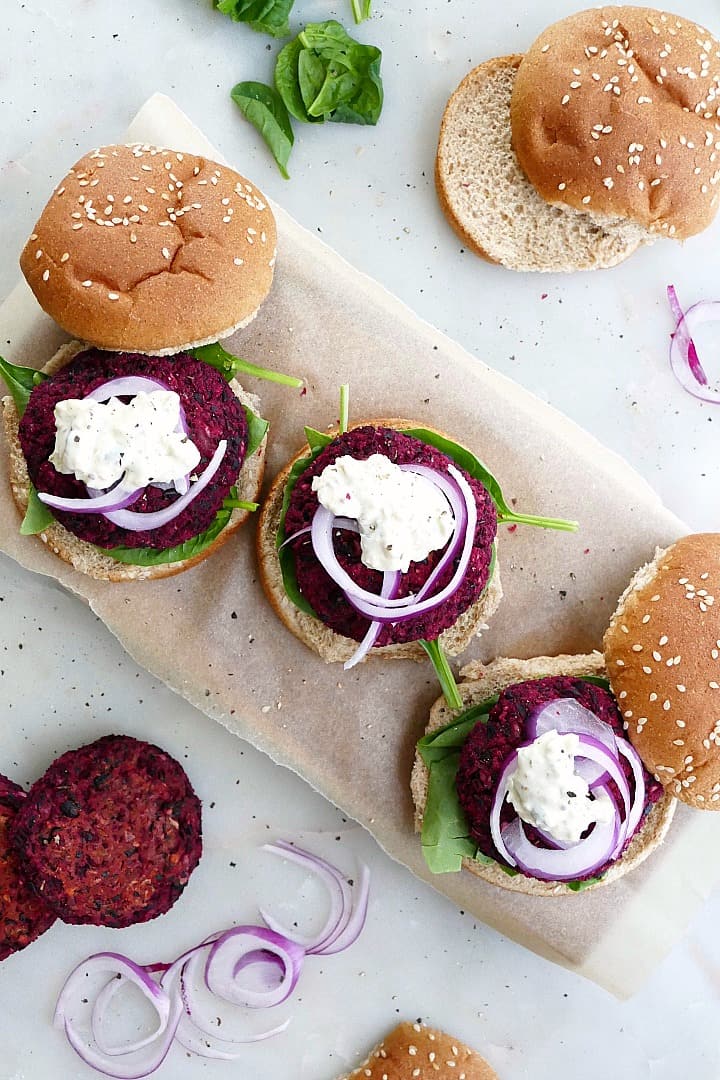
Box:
0, 775, 56, 961
413, 650, 677, 895
10, 735, 202, 927
257, 397, 575, 703
0, 143, 296, 579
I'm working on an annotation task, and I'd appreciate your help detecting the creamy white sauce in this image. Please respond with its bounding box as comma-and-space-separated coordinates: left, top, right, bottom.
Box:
507, 730, 615, 845
311, 453, 454, 573
49, 391, 201, 492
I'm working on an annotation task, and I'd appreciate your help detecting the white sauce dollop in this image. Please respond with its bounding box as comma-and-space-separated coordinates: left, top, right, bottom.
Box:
49, 391, 201, 492
311, 453, 454, 573
507, 729, 615, 845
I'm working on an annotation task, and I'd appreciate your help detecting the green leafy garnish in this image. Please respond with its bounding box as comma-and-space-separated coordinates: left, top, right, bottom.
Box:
191, 343, 303, 389
275, 21, 383, 126
231, 81, 295, 179
417, 679, 610, 882
350, 0, 372, 24
0, 357, 48, 418
419, 638, 462, 711
403, 427, 577, 532
214, 0, 294, 38
244, 406, 270, 458
20, 483, 55, 535
339, 384, 350, 434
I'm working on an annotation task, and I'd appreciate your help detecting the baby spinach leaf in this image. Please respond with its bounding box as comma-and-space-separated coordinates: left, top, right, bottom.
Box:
214, 0, 294, 38
244, 406, 269, 458
419, 639, 462, 711
20, 483, 55, 535
304, 426, 333, 450
404, 426, 577, 532
276, 443, 324, 617
191, 343, 303, 389
0, 357, 48, 418
275, 21, 384, 126
230, 81, 295, 179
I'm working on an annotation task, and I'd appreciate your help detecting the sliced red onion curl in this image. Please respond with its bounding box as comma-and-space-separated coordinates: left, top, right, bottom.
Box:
667, 285, 720, 403
501, 804, 619, 882
55, 842, 370, 1077
344, 569, 400, 670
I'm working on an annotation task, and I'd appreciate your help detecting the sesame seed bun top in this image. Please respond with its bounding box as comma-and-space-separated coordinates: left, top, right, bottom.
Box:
341, 1021, 497, 1080
510, 6, 720, 240
604, 534, 720, 809
19, 144, 277, 354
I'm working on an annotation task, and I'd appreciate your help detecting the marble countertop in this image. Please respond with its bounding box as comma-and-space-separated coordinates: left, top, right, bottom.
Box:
1, 1, 719, 1077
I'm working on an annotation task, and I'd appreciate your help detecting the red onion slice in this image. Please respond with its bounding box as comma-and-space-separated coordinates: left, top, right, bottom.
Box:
86, 377, 171, 402
667, 285, 707, 385
55, 952, 180, 1080
38, 482, 144, 515
489, 750, 521, 868
344, 570, 400, 670
527, 698, 617, 786
501, 804, 620, 882
259, 840, 352, 952
616, 739, 646, 841
397, 463, 467, 603
205, 926, 305, 1010
668, 288, 720, 403
314, 862, 370, 955
103, 439, 227, 531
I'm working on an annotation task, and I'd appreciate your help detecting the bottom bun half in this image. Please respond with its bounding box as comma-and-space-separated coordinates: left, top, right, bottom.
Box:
411, 652, 676, 896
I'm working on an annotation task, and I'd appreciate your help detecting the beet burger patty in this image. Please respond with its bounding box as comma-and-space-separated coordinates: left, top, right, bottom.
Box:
10, 735, 202, 927
0, 775, 56, 960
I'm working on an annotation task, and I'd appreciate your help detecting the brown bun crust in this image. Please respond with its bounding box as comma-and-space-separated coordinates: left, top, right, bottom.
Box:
411, 653, 676, 896
511, 6, 720, 239
604, 534, 720, 808
339, 1021, 497, 1080
20, 145, 276, 353
2, 342, 266, 582
256, 419, 503, 664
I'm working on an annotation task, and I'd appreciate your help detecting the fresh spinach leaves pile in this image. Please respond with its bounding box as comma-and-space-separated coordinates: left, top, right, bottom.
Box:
0, 353, 269, 568
417, 677, 610, 890
216, 0, 383, 177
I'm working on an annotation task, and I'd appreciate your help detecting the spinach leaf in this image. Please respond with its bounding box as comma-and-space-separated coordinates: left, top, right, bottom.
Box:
191, 343, 303, 389
0, 357, 48, 418
230, 81, 294, 179
417, 679, 610, 882
276, 443, 324, 617
350, 0, 372, 24
244, 406, 269, 458
304, 426, 333, 450
275, 21, 384, 126
214, 0, 293, 38
403, 426, 577, 533
275, 39, 323, 123
20, 483, 55, 535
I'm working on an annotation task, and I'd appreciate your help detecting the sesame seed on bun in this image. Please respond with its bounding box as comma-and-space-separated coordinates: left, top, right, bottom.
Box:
19, 144, 277, 354
511, 7, 720, 240
604, 534, 720, 809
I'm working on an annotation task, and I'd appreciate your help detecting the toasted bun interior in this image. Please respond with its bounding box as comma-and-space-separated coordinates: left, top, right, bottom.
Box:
604, 533, 720, 809
20, 144, 277, 353
2, 342, 266, 582
435, 56, 649, 272
256, 419, 503, 664
338, 1021, 498, 1080
411, 653, 676, 896
511, 6, 720, 240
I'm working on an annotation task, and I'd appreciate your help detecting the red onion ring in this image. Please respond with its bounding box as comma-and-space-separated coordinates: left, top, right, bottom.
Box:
38, 481, 144, 515
86, 377, 172, 402
103, 439, 227, 531
205, 926, 305, 1009
344, 570, 401, 670
501, 802, 620, 882
668, 287, 720, 403
616, 739, 646, 841
527, 698, 617, 786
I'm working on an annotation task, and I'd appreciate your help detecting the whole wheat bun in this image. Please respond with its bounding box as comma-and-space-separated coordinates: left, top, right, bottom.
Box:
411, 653, 676, 896
2, 341, 266, 582
436, 55, 649, 271
338, 1021, 497, 1080
511, 7, 720, 240
256, 420, 503, 664
20, 144, 277, 354
604, 534, 720, 809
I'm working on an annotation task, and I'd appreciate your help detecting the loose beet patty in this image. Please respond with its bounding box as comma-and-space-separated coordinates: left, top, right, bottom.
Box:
283, 426, 498, 645
10, 735, 202, 927
0, 775, 56, 961
455, 677, 664, 876
18, 349, 246, 550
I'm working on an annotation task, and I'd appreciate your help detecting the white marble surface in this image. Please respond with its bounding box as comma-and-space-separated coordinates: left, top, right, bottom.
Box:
1, 1, 720, 1077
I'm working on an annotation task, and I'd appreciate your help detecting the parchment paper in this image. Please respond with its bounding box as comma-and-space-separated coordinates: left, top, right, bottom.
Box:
1, 93, 717, 999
